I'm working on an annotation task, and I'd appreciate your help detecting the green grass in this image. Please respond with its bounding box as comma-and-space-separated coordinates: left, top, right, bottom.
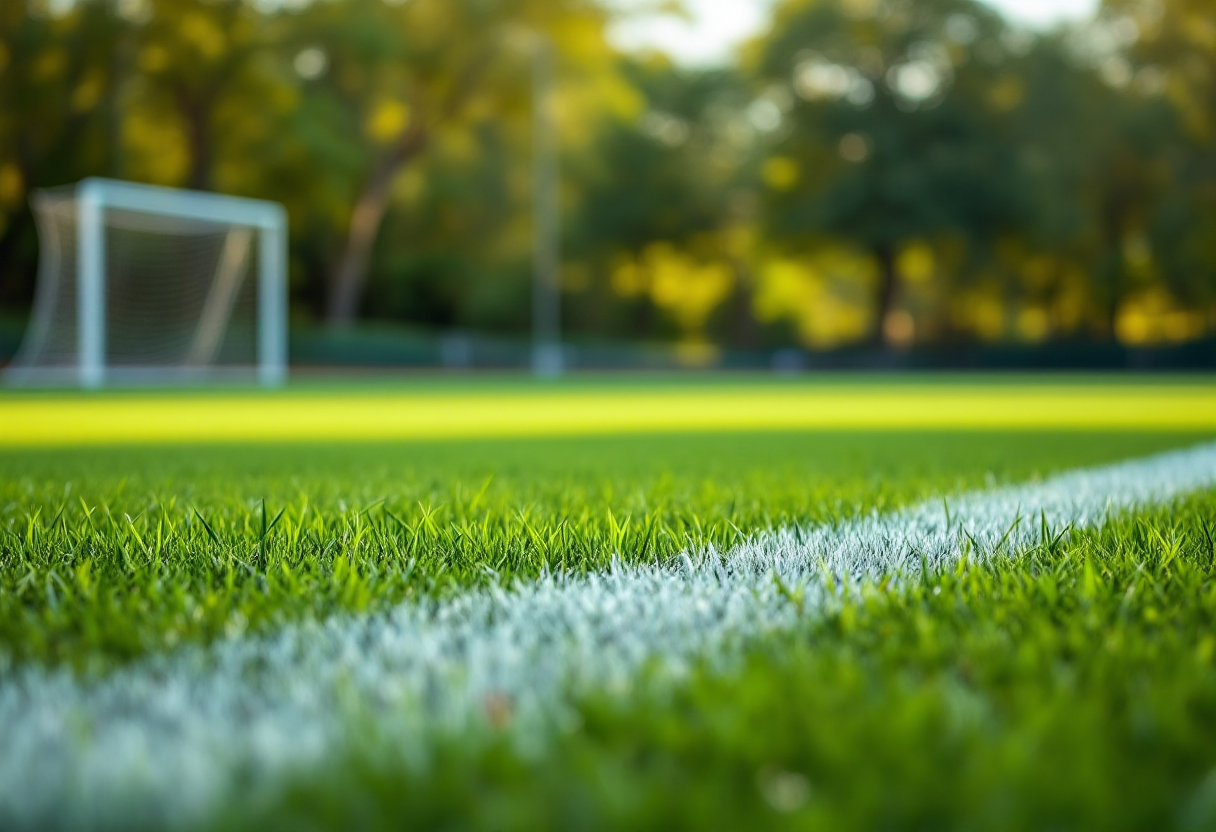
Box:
4, 427, 1216, 831
1, 431, 1199, 671
224, 491, 1216, 832
5, 377, 1214, 446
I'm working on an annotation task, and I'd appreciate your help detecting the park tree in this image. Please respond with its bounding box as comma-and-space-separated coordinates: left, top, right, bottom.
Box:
2, 0, 1212, 355
752, 0, 1039, 346
1100, 0, 1216, 328
120, 0, 283, 192
963, 27, 1182, 342
0, 1, 123, 304
281, 0, 630, 327
565, 60, 762, 347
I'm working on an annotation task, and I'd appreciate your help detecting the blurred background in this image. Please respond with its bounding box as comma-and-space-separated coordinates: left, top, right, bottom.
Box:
1, 0, 1214, 374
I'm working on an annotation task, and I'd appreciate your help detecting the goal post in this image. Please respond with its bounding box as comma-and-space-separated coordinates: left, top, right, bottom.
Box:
6, 178, 288, 388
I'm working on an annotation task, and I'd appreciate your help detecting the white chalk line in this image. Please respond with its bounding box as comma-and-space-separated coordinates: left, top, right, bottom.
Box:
2, 441, 1216, 830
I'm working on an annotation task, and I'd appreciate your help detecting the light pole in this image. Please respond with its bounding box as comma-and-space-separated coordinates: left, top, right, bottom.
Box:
531, 35, 563, 377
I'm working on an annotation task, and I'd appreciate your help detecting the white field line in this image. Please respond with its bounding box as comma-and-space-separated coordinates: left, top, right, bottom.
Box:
3, 442, 1216, 830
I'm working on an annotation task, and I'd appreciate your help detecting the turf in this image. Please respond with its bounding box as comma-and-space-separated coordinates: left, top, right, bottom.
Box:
3, 418, 1216, 830
2, 377, 1214, 445
0, 431, 1200, 671
234, 493, 1216, 832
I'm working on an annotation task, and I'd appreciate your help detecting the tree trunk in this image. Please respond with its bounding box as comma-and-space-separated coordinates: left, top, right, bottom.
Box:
0, 206, 34, 305
106, 23, 130, 180
326, 124, 428, 327
729, 257, 757, 350
1100, 196, 1126, 341
174, 87, 213, 192
325, 48, 495, 328
873, 242, 898, 347
186, 114, 211, 192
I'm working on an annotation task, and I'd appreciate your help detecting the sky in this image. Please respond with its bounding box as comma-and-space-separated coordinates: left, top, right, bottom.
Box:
609, 0, 1103, 66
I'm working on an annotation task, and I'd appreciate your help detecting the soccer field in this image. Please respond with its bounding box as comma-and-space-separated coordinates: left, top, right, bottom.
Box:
3, 378, 1216, 831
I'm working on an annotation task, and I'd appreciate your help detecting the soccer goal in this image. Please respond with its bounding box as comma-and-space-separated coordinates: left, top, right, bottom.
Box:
6, 178, 287, 388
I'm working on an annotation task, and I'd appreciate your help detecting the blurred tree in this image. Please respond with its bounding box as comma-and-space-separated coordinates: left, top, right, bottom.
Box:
1103, 0, 1216, 326
0, 0, 122, 304
289, 0, 628, 328
565, 59, 762, 346
752, 0, 1039, 346
982, 29, 1179, 341
122, 0, 281, 192
2, 0, 1212, 356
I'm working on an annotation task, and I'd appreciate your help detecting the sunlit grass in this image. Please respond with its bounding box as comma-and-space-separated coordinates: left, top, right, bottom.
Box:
1, 431, 1198, 670
3, 419, 1216, 830
1, 378, 1214, 446
233, 493, 1216, 832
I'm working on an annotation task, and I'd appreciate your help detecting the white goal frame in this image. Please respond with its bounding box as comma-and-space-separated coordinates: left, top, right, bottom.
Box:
12, 178, 288, 388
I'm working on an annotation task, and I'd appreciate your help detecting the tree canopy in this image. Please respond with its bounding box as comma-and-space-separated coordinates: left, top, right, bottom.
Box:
1, 0, 1212, 352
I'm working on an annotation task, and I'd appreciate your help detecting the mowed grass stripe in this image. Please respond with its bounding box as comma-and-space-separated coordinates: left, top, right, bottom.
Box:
4, 442, 1215, 831
2, 383, 1214, 446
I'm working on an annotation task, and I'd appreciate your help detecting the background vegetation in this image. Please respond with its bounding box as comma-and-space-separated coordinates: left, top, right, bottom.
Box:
1, 0, 1214, 356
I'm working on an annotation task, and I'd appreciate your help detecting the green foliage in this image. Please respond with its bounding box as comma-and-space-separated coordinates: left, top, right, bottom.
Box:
758, 0, 1027, 243
1, 0, 1214, 347
752, 0, 1215, 344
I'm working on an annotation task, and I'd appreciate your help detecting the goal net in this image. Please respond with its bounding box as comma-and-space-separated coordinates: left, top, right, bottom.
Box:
6, 178, 287, 387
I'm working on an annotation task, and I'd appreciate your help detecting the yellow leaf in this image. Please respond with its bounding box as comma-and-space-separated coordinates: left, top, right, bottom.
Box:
762, 156, 800, 191
365, 99, 410, 144
0, 164, 23, 207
